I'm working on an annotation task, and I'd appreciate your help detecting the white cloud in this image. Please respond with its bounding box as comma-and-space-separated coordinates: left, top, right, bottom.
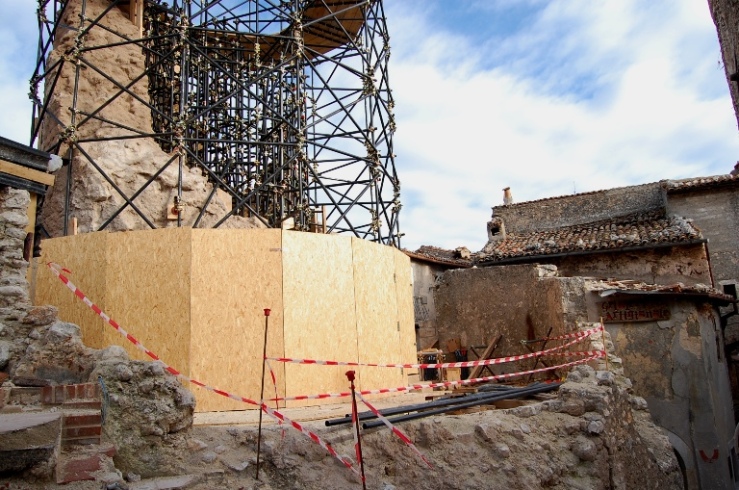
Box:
386, 0, 739, 251
0, 1, 736, 253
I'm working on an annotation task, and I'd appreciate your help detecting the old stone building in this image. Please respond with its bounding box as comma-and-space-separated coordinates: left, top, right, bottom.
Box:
404, 246, 471, 350
430, 263, 735, 489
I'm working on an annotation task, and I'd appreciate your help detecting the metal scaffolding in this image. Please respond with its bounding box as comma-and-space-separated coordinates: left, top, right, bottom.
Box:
30, 0, 401, 245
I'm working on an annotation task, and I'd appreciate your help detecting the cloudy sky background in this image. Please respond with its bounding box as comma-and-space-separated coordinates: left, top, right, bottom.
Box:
1, 1, 738, 251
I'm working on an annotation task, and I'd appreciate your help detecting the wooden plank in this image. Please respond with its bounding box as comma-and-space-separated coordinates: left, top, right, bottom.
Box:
103, 229, 192, 372
393, 248, 416, 380
352, 237, 403, 397
190, 229, 285, 412
282, 231, 358, 408
468, 335, 502, 380
0, 158, 55, 186
35, 232, 109, 349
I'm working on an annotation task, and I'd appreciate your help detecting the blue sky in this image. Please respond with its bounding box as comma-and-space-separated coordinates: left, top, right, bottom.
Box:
2, 1, 738, 251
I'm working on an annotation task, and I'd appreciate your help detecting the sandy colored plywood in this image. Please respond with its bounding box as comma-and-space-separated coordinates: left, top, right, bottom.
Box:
282, 231, 358, 408
190, 229, 285, 412
393, 249, 417, 377
103, 229, 192, 372
351, 238, 403, 395
35, 232, 109, 349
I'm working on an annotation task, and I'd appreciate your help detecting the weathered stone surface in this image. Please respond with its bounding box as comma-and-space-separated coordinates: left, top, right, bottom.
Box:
21, 306, 58, 326
0, 340, 10, 369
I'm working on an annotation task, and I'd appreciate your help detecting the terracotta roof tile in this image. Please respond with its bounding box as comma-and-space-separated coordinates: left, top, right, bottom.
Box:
663, 174, 739, 192
404, 245, 473, 268
477, 211, 703, 263
588, 279, 733, 303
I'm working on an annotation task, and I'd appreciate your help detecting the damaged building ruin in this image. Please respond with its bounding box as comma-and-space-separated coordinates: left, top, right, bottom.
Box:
1, 0, 739, 488
407, 177, 739, 489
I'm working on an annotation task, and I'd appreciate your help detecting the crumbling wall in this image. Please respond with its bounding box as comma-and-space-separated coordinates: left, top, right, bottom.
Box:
39, 0, 263, 237
549, 245, 712, 286
434, 264, 582, 374
492, 182, 664, 234
0, 187, 31, 308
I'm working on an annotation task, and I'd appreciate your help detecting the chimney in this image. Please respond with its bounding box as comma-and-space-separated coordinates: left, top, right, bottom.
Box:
503, 187, 513, 205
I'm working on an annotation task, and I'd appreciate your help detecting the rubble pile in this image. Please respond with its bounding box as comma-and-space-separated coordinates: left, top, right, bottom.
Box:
177, 366, 682, 490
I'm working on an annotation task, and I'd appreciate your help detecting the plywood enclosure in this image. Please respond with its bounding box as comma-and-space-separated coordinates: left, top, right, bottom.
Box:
190, 229, 285, 411
282, 232, 358, 407
351, 238, 404, 396
35, 228, 415, 412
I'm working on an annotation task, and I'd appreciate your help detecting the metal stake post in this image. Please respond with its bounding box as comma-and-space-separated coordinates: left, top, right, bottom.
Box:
256, 308, 271, 480
346, 370, 367, 490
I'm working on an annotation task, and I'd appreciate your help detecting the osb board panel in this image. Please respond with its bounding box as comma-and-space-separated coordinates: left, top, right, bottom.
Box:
103, 229, 191, 374
35, 232, 109, 349
351, 238, 403, 395
282, 231, 358, 408
190, 229, 285, 412
393, 249, 417, 377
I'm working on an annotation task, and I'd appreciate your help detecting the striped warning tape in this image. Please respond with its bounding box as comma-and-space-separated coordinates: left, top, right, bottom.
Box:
356, 392, 433, 468
267, 326, 602, 370
271, 353, 605, 402
523, 327, 604, 342
45, 263, 358, 476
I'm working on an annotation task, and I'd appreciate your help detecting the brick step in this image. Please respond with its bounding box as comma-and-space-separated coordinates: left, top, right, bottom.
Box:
62, 399, 102, 410
56, 442, 116, 484
61, 410, 103, 447
42, 383, 100, 406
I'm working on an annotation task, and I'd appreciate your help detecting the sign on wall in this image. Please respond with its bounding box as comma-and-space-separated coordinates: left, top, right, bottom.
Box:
598, 299, 671, 323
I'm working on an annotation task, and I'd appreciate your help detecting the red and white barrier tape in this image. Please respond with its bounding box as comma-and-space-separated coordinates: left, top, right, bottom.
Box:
267, 326, 602, 370
356, 392, 432, 468
271, 353, 605, 402
524, 326, 604, 342
45, 263, 357, 475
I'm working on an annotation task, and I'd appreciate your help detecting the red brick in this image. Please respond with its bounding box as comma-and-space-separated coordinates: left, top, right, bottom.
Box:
64, 385, 75, 400
63, 425, 102, 439
84, 383, 100, 399
55, 444, 116, 484
63, 400, 102, 410
63, 413, 101, 427
56, 453, 102, 484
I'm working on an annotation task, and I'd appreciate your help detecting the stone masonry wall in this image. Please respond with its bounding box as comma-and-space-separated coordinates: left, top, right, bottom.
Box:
707, 0, 739, 131
0, 187, 30, 308
549, 244, 712, 286
493, 182, 664, 234
668, 187, 739, 285
39, 0, 263, 237
434, 264, 580, 375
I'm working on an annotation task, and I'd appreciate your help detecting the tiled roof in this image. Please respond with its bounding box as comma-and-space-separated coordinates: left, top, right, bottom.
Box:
663, 174, 739, 193
588, 279, 733, 303
404, 245, 473, 268
497, 182, 658, 207
477, 211, 703, 263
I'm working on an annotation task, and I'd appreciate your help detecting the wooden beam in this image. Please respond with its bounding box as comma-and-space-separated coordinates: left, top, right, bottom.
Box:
467, 334, 502, 380
0, 158, 55, 187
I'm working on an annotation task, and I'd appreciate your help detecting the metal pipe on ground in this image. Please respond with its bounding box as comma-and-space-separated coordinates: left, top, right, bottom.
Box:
361, 382, 561, 429
325, 384, 528, 427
